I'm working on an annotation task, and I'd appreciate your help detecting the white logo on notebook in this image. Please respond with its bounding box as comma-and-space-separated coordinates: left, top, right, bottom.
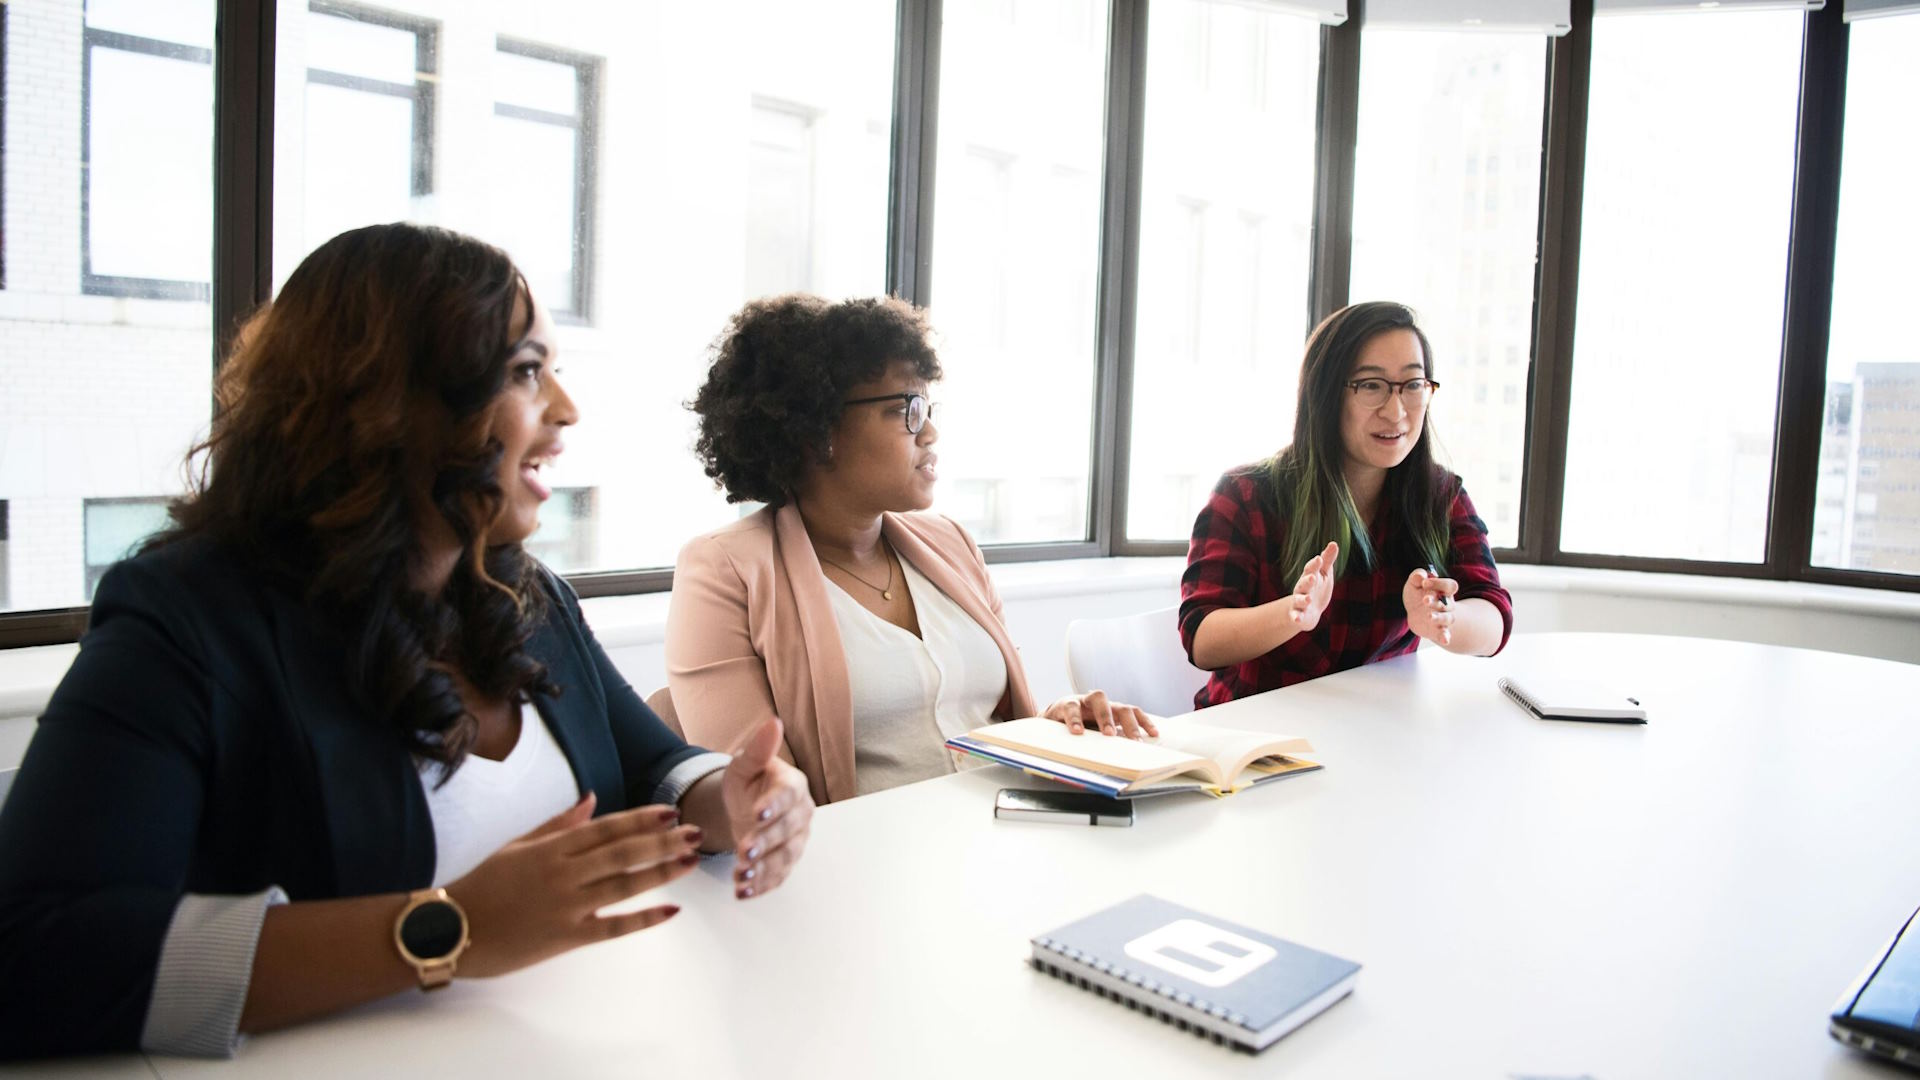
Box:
1123, 919, 1277, 988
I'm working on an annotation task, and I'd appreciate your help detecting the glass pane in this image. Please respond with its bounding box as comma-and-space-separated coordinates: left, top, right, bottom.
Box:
1811, 14, 1920, 576
302, 83, 417, 258
927, 0, 1109, 544
83, 498, 174, 597
85, 46, 214, 284
495, 49, 580, 116
1124, 0, 1320, 541
1560, 10, 1802, 562
1349, 31, 1547, 549
487, 113, 579, 310
273, 1, 895, 574
746, 104, 816, 297
306, 8, 421, 85
85, 0, 214, 49
1, 2, 216, 613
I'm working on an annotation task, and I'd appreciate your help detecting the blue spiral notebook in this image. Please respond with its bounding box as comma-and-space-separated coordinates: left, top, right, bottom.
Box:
1031, 894, 1360, 1051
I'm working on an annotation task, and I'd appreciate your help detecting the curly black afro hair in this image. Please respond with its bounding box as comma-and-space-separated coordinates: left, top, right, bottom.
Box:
690, 294, 943, 507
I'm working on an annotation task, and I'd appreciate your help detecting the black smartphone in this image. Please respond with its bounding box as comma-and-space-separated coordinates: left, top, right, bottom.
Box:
993, 788, 1134, 826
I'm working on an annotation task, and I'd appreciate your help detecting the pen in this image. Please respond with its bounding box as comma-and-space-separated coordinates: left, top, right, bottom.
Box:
1425, 563, 1450, 608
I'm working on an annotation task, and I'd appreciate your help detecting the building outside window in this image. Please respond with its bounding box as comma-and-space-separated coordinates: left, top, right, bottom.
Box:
82, 496, 172, 599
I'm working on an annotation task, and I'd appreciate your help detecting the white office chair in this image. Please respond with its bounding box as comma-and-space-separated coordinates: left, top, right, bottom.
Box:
0, 768, 16, 812
1063, 606, 1211, 720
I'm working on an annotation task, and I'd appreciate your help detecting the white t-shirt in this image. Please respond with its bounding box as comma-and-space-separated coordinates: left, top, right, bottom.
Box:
417, 702, 580, 886
825, 557, 1009, 796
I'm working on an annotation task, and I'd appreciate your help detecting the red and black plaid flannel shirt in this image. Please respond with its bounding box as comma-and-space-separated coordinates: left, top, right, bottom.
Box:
1179, 462, 1513, 709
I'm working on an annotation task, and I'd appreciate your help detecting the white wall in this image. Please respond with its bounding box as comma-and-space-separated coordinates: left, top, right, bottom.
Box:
5, 559, 1918, 772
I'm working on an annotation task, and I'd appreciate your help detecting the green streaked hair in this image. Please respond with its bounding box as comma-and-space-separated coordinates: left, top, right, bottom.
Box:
1268, 301, 1453, 584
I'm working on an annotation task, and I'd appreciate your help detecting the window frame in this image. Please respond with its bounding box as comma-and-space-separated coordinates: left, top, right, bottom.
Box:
492, 36, 599, 324
3, 0, 1913, 649
305, 0, 439, 203
79, 21, 215, 301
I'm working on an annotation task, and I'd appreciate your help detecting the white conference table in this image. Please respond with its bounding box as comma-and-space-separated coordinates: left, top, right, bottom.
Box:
22, 632, 1920, 1079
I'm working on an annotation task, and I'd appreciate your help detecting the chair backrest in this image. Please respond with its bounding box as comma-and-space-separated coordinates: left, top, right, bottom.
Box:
0, 768, 16, 812
644, 686, 686, 740
1064, 605, 1211, 719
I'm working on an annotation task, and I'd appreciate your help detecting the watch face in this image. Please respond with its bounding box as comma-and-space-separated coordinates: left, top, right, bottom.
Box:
400, 900, 465, 960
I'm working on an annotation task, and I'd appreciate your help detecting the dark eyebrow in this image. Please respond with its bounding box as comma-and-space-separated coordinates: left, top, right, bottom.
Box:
512, 340, 549, 358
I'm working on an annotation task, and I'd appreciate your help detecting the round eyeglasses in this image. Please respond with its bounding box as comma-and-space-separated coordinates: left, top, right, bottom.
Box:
843, 392, 937, 434
1346, 377, 1439, 410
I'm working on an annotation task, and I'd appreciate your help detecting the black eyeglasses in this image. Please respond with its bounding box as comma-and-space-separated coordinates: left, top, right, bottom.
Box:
1346, 377, 1439, 409
843, 392, 937, 434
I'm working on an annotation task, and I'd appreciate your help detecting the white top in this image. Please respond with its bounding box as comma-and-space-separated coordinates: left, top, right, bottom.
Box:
826, 557, 1009, 796
418, 702, 580, 886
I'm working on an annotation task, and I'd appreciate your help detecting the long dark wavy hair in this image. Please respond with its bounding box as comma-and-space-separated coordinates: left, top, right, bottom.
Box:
150, 223, 556, 774
1268, 301, 1453, 582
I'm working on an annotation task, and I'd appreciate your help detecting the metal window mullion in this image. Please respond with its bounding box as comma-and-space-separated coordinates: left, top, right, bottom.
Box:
1095, 0, 1148, 556
1767, 7, 1849, 582
887, 0, 940, 304
1306, 0, 1362, 327
213, 0, 275, 359
1520, 0, 1591, 566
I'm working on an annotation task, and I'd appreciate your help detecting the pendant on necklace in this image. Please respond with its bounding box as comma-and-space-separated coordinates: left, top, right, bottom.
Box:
883, 591, 894, 601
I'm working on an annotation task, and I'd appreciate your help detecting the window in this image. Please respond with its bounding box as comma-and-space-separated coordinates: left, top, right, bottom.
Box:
929, 0, 1110, 544
288, 2, 436, 291
273, 0, 894, 577
1124, 0, 1321, 542
524, 488, 599, 573
1811, 13, 1920, 577
1348, 30, 1548, 549
1559, 8, 1803, 562
83, 497, 173, 599
82, 0, 215, 298
1, 0, 216, 616
746, 101, 818, 299
492, 39, 596, 321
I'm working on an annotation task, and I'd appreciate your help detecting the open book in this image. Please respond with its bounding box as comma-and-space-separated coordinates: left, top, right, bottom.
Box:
946, 715, 1320, 799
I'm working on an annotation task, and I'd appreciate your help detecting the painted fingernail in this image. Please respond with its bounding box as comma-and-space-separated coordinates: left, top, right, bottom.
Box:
662, 905, 682, 919
685, 826, 704, 845
741, 867, 756, 881
757, 807, 771, 822
746, 845, 762, 861
678, 852, 699, 867
739, 887, 755, 899
657, 807, 680, 824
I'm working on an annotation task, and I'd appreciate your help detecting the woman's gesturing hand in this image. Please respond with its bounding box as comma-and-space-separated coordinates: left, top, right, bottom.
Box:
1288, 541, 1340, 631
1403, 567, 1458, 647
447, 793, 700, 978
1045, 689, 1160, 740
721, 717, 815, 901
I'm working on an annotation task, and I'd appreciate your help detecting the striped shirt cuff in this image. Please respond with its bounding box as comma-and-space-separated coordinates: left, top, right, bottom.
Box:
652, 751, 732, 808
141, 887, 288, 1058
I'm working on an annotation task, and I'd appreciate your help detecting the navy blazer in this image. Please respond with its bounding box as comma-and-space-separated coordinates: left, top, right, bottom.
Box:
0, 539, 708, 1058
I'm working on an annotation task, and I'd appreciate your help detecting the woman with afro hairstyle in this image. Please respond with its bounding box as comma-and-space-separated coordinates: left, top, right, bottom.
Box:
668, 294, 1153, 804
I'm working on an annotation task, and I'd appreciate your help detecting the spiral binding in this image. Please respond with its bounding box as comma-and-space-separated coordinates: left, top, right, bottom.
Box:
1031, 935, 1246, 1048
1498, 677, 1542, 718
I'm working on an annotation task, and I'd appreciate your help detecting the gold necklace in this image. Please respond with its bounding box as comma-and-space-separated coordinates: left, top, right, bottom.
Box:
817, 547, 895, 601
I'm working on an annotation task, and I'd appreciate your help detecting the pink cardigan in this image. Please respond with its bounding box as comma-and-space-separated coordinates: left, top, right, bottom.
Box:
666, 504, 1039, 804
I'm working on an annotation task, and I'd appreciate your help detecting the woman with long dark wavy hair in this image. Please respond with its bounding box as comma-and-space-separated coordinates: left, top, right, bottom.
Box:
0, 223, 814, 1060
1179, 301, 1514, 708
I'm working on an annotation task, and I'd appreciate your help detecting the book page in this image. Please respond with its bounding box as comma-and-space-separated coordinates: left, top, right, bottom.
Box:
1149, 716, 1314, 780
969, 717, 1210, 782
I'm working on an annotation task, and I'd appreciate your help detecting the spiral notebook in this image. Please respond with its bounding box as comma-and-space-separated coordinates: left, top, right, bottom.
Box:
1499, 675, 1646, 724
1031, 894, 1359, 1052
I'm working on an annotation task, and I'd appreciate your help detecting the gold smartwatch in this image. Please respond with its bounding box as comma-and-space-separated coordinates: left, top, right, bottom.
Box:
393, 887, 471, 990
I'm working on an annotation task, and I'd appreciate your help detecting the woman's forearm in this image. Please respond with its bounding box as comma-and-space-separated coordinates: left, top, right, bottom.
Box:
1191, 602, 1301, 670
237, 894, 419, 1036
1439, 597, 1504, 657
678, 770, 736, 854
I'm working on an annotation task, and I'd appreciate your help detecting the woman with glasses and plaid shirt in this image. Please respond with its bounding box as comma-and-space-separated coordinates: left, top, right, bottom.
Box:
1180, 301, 1514, 709
666, 295, 1152, 805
